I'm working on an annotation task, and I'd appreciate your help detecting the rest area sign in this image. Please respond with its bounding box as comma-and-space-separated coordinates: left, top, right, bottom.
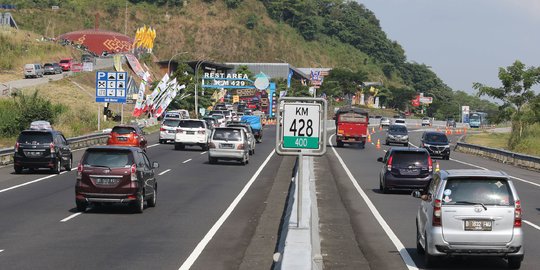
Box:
95, 71, 128, 103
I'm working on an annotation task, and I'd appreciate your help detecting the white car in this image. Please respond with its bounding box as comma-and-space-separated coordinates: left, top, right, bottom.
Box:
393, 118, 407, 126
380, 117, 391, 127
211, 114, 226, 127
208, 127, 250, 165
421, 117, 432, 126
159, 118, 181, 144
174, 120, 211, 150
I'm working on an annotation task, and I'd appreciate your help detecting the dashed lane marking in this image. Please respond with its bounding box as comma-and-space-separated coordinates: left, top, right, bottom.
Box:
159, 169, 171, 176
182, 159, 192, 164
60, 212, 83, 222
0, 174, 57, 194
201, 151, 207, 155
524, 220, 540, 231
148, 143, 160, 148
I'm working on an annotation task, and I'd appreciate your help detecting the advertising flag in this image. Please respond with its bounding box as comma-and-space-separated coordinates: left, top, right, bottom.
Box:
287, 69, 293, 88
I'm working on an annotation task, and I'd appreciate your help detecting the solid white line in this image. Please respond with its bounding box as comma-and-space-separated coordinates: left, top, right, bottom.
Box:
60, 212, 83, 222
178, 149, 276, 270
0, 174, 58, 193
329, 134, 419, 270
524, 220, 540, 231
159, 169, 171, 176
147, 143, 160, 148
182, 159, 192, 164
200, 151, 207, 155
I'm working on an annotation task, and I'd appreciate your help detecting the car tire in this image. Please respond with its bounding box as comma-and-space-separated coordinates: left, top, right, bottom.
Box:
14, 165, 23, 174
52, 159, 62, 174
404, 143, 409, 147
444, 155, 450, 160
508, 256, 522, 269
65, 156, 72, 171
380, 180, 388, 194
209, 157, 217, 164
174, 143, 184, 150
416, 223, 425, 255
424, 236, 438, 267
201, 144, 208, 151
76, 201, 87, 212
385, 141, 389, 146
132, 193, 144, 213
336, 140, 344, 147
159, 139, 164, 144
147, 187, 157, 208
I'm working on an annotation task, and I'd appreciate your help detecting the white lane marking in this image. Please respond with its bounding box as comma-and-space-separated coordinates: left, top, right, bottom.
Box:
147, 143, 160, 148
178, 149, 276, 270
182, 159, 192, 164
329, 134, 418, 270
200, 151, 207, 155
159, 169, 171, 176
0, 249, 4, 253
524, 220, 540, 231
60, 212, 83, 222
0, 174, 57, 194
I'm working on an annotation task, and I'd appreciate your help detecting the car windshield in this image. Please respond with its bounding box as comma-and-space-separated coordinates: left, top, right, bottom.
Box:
442, 178, 514, 206
392, 151, 428, 166
422, 117, 430, 120
426, 134, 448, 143
112, 126, 136, 135
395, 119, 405, 123
162, 119, 180, 127
83, 150, 133, 168
18, 132, 53, 144
212, 128, 242, 141
179, 120, 205, 128
389, 126, 407, 134
44, 63, 53, 67
212, 114, 224, 119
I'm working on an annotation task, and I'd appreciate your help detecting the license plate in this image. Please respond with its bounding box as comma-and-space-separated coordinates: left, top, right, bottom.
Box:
95, 178, 119, 185
167, 130, 175, 133
186, 131, 195, 135
117, 137, 128, 141
400, 169, 419, 175
465, 220, 492, 231
220, 143, 234, 149
25, 151, 43, 157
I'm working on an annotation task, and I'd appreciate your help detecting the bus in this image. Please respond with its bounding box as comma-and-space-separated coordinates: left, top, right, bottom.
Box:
469, 112, 487, 128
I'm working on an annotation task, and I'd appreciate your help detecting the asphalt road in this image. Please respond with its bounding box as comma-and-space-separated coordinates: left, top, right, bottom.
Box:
0, 126, 282, 270
327, 124, 540, 270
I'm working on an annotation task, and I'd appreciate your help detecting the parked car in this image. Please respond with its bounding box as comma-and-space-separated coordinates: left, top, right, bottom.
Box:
377, 147, 433, 193
421, 117, 432, 127
208, 127, 250, 165
446, 118, 457, 128
412, 169, 523, 268
58, 58, 73, 71
385, 125, 409, 146
393, 118, 407, 126
13, 124, 72, 174
421, 131, 451, 160
174, 119, 210, 150
75, 146, 158, 213
43, 63, 62, 75
107, 125, 148, 151
380, 117, 391, 127
159, 118, 181, 144
24, 63, 44, 78
334, 107, 369, 148
227, 122, 256, 155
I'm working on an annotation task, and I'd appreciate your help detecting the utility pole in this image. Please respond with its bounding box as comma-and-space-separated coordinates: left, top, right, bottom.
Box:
124, 1, 128, 35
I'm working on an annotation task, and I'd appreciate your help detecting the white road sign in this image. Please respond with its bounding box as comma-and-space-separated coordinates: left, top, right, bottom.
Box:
282, 103, 321, 149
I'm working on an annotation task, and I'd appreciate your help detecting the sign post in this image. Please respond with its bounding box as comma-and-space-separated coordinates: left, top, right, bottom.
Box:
275, 97, 327, 227
95, 71, 128, 127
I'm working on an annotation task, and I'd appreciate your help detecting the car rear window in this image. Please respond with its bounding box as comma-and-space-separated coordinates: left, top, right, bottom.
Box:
164, 113, 181, 119
18, 132, 53, 144
389, 125, 407, 134
395, 119, 405, 123
212, 115, 224, 119
426, 133, 448, 143
112, 126, 136, 135
60, 59, 70, 63
179, 120, 205, 128
213, 128, 242, 141
339, 113, 368, 123
44, 63, 53, 67
442, 178, 514, 206
83, 150, 133, 168
162, 119, 180, 127
392, 151, 428, 166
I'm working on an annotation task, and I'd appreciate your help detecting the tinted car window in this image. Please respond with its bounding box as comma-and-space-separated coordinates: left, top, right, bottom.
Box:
426, 133, 448, 143
60, 59, 70, 63
442, 178, 513, 206
44, 63, 53, 67
112, 126, 136, 135
213, 129, 242, 141
392, 151, 428, 166
179, 120, 205, 128
163, 119, 181, 127
83, 150, 133, 168
18, 132, 53, 144
389, 125, 407, 134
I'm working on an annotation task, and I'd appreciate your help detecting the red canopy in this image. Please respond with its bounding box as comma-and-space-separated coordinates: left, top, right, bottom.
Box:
58, 29, 133, 55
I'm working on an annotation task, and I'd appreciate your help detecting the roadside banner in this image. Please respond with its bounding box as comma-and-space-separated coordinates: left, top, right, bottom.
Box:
154, 84, 185, 118
125, 53, 146, 79
114, 54, 123, 71
144, 73, 169, 113
132, 71, 150, 117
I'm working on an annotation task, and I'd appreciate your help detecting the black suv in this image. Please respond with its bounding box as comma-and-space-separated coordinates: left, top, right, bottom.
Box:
13, 129, 72, 174
377, 147, 433, 193
421, 131, 450, 160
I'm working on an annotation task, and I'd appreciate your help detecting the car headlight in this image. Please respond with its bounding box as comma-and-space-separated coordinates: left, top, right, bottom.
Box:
388, 135, 395, 138
403, 135, 409, 139
423, 143, 431, 147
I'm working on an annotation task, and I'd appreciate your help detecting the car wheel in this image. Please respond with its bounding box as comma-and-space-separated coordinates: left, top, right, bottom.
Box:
174, 143, 184, 150
508, 256, 522, 269
65, 156, 72, 171
147, 187, 157, 208
132, 193, 144, 213
14, 165, 22, 174
201, 144, 209, 151
76, 201, 87, 212
159, 139, 164, 144
380, 180, 388, 194
416, 223, 425, 255
52, 159, 62, 174
445, 155, 450, 160
336, 140, 344, 147
424, 236, 438, 267
209, 157, 217, 164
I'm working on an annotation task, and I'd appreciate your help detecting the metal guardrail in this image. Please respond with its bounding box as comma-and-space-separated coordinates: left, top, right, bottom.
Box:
455, 141, 540, 171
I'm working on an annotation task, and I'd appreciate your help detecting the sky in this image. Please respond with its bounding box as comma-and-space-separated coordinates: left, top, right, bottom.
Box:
357, 0, 540, 95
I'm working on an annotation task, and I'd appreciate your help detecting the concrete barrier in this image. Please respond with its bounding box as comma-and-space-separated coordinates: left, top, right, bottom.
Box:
455, 141, 540, 171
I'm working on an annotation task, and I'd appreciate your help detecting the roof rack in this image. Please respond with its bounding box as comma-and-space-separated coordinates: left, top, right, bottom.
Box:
29, 120, 52, 130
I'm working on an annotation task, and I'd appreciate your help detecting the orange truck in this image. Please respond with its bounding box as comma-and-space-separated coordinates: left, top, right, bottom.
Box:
334, 107, 369, 148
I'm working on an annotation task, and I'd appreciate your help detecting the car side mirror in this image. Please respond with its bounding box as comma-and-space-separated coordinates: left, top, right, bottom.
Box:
377, 157, 383, 163
153, 162, 159, 169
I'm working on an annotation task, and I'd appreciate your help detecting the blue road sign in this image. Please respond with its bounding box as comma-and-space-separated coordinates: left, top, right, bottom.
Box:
95, 71, 128, 103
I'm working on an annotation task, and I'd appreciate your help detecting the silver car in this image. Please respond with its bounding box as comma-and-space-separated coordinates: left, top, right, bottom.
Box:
380, 117, 391, 127
413, 170, 523, 268
208, 127, 250, 165
159, 118, 181, 144
226, 123, 256, 155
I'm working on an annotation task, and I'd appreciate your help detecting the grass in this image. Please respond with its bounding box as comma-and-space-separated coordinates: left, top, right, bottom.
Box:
465, 132, 511, 150
465, 124, 540, 157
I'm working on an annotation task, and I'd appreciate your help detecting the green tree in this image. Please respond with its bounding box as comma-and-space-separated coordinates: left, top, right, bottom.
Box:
473, 60, 540, 147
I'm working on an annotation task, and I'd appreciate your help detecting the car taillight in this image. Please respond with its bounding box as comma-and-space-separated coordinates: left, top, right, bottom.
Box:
50, 142, 55, 153
237, 144, 245, 150
198, 130, 205, 134
14, 142, 19, 152
76, 162, 83, 181
433, 199, 442, 226
131, 164, 137, 181
160, 127, 166, 131
208, 142, 216, 149
428, 156, 433, 172
514, 200, 522, 227
176, 128, 184, 133
387, 155, 393, 171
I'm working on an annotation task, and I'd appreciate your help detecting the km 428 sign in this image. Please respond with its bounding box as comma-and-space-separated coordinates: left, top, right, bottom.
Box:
282, 103, 321, 149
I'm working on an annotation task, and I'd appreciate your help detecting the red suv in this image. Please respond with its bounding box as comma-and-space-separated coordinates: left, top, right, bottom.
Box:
75, 146, 158, 213
107, 125, 147, 151
58, 58, 73, 71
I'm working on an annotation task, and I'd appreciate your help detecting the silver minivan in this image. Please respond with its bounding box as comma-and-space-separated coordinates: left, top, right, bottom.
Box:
413, 169, 524, 268
208, 127, 250, 165
24, 63, 44, 78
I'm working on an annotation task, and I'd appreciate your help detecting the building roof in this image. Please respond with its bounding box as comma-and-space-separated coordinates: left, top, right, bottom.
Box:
57, 29, 133, 55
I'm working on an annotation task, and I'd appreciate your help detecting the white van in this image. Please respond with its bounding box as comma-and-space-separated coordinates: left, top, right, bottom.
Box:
24, 64, 44, 78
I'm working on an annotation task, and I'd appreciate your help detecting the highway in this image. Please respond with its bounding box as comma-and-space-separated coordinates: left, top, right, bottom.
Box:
323, 124, 540, 269
0, 126, 284, 270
